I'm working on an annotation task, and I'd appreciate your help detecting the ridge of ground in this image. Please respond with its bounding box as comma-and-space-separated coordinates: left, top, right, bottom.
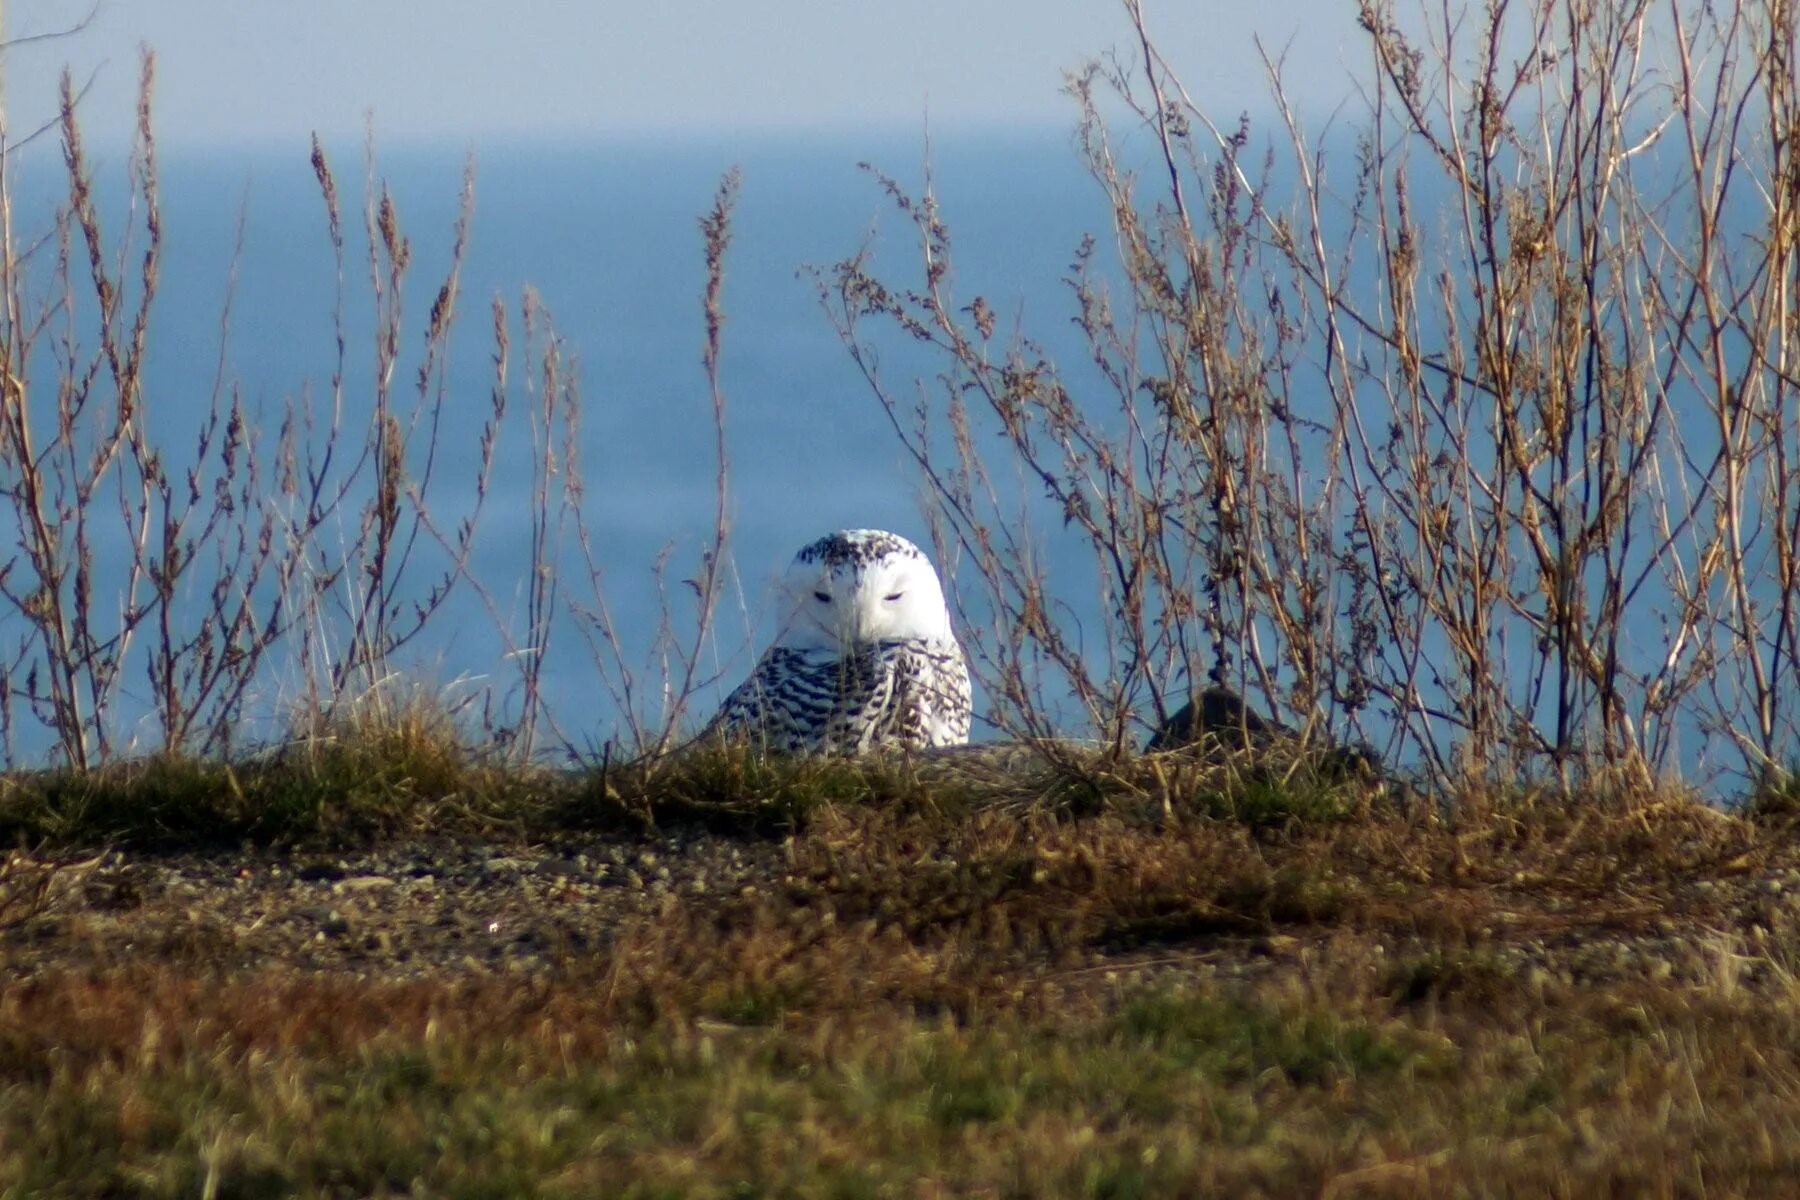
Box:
5, 750, 1800, 1196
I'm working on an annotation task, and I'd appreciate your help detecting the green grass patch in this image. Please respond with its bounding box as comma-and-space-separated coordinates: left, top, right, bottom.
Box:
0, 762, 1794, 1196
9, 969, 1800, 1198
0, 733, 1386, 852
563, 742, 923, 836
0, 742, 509, 849
1113, 988, 1439, 1085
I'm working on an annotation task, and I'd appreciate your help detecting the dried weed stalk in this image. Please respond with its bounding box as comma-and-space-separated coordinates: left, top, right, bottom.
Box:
827, 0, 1800, 790
0, 55, 715, 767
569, 169, 742, 760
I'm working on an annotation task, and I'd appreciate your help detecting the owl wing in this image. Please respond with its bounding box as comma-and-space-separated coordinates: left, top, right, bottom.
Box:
704, 646, 889, 754
868, 639, 973, 750
704, 647, 823, 752
704, 641, 971, 755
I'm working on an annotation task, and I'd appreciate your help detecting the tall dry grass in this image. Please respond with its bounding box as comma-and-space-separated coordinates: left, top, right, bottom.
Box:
4, 3, 1795, 799
0, 53, 742, 770
824, 0, 1800, 792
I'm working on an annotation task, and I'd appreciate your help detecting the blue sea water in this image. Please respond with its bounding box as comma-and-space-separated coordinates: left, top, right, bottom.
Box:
3, 129, 1117, 754
5, 124, 1795, 785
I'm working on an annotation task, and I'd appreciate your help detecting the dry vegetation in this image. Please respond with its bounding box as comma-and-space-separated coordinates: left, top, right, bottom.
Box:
828, 0, 1800, 792
4, 0, 1800, 1193
0, 50, 734, 770
0, 2, 1793, 783
8, 734, 1800, 1195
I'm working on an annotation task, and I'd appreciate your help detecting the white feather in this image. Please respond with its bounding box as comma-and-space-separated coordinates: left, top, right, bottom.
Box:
704, 529, 972, 754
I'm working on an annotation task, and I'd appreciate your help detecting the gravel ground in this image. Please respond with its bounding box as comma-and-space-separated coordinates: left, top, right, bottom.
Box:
7, 830, 1800, 997
1, 834, 792, 982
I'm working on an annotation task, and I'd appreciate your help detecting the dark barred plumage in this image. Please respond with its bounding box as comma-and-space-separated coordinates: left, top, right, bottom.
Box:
705, 638, 972, 755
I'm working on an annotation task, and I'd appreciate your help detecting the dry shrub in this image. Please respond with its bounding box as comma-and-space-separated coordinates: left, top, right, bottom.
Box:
825, 0, 1800, 796
7, 0, 1796, 808
0, 849, 104, 930
0, 52, 742, 772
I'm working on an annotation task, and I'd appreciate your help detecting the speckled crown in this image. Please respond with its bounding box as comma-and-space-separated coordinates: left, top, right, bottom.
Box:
792, 529, 923, 569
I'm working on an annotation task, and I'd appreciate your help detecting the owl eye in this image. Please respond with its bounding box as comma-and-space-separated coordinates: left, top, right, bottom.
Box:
884, 592, 904, 602
814, 590, 831, 603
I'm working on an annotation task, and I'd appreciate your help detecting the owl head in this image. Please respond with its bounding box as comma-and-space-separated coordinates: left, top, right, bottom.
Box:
774, 529, 958, 652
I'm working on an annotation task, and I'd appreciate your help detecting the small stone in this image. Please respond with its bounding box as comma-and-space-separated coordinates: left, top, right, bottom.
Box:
334, 875, 396, 894
85, 872, 145, 911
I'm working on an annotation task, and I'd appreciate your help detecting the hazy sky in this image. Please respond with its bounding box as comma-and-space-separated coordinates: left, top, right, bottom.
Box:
3, 1, 1364, 148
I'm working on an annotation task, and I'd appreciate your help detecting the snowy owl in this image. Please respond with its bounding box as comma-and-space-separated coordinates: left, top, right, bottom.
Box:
704, 529, 972, 754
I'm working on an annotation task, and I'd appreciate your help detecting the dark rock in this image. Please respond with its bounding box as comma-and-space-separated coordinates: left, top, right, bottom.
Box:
1147, 685, 1289, 753
1147, 685, 1383, 782
85, 870, 145, 911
